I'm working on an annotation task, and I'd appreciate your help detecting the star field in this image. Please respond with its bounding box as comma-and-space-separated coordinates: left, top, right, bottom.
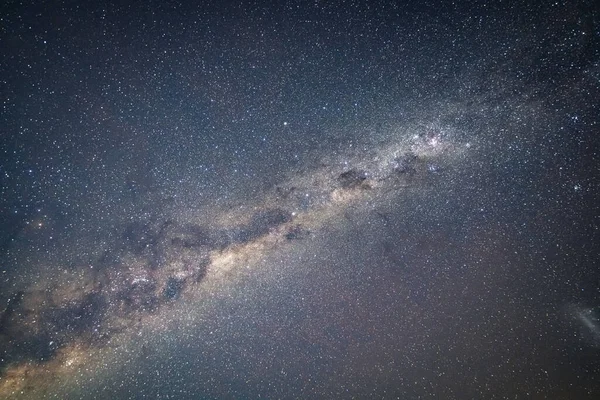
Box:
1, 0, 599, 398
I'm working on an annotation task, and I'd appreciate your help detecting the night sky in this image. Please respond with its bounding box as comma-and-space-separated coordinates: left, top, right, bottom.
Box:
1, 0, 599, 398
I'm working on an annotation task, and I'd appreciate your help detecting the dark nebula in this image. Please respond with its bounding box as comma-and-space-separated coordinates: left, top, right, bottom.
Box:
338, 169, 369, 189
163, 277, 185, 300
393, 152, 418, 174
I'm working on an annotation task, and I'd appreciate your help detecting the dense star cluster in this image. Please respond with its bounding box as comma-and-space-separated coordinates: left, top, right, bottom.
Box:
1, 0, 599, 398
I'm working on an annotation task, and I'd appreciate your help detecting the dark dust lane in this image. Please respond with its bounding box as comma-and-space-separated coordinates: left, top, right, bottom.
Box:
0, 116, 469, 397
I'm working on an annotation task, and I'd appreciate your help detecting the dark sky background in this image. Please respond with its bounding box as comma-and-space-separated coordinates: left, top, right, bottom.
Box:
1, 0, 599, 399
